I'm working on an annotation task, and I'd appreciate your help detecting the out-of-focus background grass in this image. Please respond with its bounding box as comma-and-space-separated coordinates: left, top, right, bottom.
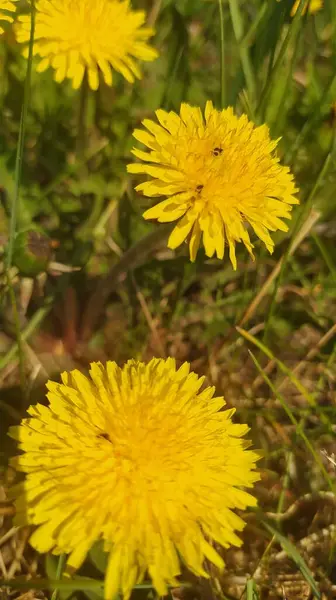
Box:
0, 0, 336, 598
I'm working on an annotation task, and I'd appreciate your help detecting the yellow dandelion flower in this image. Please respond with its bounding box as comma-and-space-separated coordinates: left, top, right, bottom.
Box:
0, 0, 18, 35
15, 0, 158, 90
127, 101, 299, 269
290, 0, 323, 16
9, 358, 259, 600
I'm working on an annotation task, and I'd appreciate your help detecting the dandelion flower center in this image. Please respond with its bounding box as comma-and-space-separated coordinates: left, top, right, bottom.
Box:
128, 101, 299, 268
16, 0, 158, 89
10, 358, 259, 600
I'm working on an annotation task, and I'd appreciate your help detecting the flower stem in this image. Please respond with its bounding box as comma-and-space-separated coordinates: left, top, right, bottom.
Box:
5, 0, 35, 398
228, 0, 256, 108
6, 0, 35, 271
76, 72, 90, 162
218, 0, 226, 108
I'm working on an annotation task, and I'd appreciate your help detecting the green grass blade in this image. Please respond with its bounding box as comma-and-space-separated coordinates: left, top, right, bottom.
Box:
263, 137, 335, 343
257, 0, 307, 120
6, 0, 35, 271
4, 0, 35, 397
1, 578, 191, 593
51, 555, 67, 600
261, 521, 321, 598
240, 3, 267, 48
0, 299, 54, 371
237, 326, 331, 417
311, 232, 336, 282
244, 347, 334, 491
228, 0, 256, 109
245, 578, 260, 600
285, 70, 336, 164
1, 578, 105, 593
267, 17, 303, 135
218, 0, 226, 107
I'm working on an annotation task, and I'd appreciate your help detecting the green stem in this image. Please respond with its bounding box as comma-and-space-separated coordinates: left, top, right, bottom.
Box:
263, 136, 336, 343
4, 0, 35, 396
257, 0, 307, 121
76, 72, 90, 161
218, 0, 226, 107
0, 298, 53, 372
285, 70, 336, 164
51, 555, 67, 600
6, 0, 35, 271
228, 0, 256, 107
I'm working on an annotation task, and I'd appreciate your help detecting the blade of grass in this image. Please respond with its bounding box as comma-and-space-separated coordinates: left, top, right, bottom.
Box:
240, 3, 267, 48
1, 578, 191, 593
6, 0, 35, 272
0, 298, 54, 372
268, 13, 304, 135
263, 135, 336, 343
237, 327, 330, 414
244, 348, 334, 491
257, 0, 307, 121
51, 555, 67, 600
4, 0, 35, 397
277, 323, 336, 393
160, 6, 189, 111
261, 521, 321, 598
285, 70, 336, 164
311, 232, 336, 281
228, 0, 256, 109
238, 209, 320, 328
245, 578, 260, 600
218, 0, 226, 107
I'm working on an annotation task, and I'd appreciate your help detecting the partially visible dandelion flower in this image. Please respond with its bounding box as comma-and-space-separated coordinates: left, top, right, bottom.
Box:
9, 358, 260, 600
0, 0, 18, 35
16, 0, 158, 90
290, 0, 323, 16
127, 102, 299, 268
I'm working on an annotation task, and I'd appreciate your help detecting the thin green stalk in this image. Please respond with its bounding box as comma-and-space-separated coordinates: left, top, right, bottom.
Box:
240, 2, 267, 48
0, 299, 53, 371
51, 555, 67, 600
6, 0, 35, 271
228, 0, 256, 108
316, 342, 336, 393
257, 0, 307, 121
5, 0, 35, 395
237, 326, 333, 433
270, 17, 303, 135
311, 232, 336, 281
76, 72, 90, 161
263, 137, 335, 343
218, 0, 226, 107
0, 578, 191, 593
248, 350, 334, 492
285, 70, 336, 163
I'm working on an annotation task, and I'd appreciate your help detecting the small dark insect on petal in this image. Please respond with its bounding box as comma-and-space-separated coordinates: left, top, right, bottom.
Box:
97, 432, 111, 441
196, 184, 204, 193
212, 147, 223, 156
